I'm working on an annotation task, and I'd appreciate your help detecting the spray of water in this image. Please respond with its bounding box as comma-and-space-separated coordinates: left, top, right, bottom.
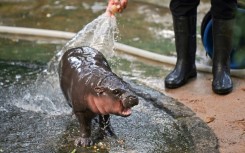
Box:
48, 13, 118, 73
59, 13, 118, 56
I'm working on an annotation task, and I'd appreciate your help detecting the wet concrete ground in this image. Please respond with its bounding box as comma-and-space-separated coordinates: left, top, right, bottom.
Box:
163, 72, 245, 153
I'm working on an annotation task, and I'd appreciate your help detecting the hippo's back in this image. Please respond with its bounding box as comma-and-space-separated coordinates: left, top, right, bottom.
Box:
62, 47, 111, 70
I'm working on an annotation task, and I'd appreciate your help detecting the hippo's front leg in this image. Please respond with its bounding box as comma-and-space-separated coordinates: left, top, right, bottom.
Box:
99, 115, 116, 138
74, 111, 94, 147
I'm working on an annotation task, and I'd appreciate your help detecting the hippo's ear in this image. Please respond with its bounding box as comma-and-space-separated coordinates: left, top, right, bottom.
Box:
94, 86, 105, 94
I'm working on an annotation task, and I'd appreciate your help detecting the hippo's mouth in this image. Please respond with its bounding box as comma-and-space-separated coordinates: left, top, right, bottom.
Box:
120, 96, 138, 117
121, 107, 132, 117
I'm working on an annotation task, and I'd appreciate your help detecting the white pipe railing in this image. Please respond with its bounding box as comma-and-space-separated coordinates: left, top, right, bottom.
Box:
0, 25, 244, 77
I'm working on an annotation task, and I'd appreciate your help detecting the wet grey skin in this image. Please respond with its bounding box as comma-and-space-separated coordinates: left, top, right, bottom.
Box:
58, 46, 139, 147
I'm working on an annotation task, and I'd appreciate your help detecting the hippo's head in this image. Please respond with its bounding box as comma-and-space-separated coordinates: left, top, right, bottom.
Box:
92, 75, 139, 117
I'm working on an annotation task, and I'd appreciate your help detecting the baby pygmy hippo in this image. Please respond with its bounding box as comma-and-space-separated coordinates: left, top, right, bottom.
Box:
58, 46, 139, 146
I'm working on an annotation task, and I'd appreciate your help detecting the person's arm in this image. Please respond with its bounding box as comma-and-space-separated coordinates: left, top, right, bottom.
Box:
106, 0, 128, 16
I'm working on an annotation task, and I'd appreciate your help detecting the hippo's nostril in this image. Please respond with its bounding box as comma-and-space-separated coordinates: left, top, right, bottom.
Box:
129, 97, 134, 100
122, 95, 139, 108
128, 96, 139, 105
128, 96, 134, 101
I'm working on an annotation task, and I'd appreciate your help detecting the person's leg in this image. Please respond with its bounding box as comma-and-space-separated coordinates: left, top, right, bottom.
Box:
165, 0, 200, 88
211, 0, 237, 94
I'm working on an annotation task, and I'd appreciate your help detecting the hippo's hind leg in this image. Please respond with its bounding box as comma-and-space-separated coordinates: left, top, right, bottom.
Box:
99, 115, 117, 138
74, 111, 94, 147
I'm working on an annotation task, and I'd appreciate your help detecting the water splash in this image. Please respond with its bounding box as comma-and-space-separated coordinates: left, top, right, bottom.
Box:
60, 13, 117, 56
10, 72, 72, 116
49, 13, 118, 73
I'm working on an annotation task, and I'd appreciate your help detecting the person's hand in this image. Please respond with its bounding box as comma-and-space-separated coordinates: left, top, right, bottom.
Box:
106, 0, 128, 16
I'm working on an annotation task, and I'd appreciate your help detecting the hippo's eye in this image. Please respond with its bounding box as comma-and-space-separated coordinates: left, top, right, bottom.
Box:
112, 89, 120, 95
